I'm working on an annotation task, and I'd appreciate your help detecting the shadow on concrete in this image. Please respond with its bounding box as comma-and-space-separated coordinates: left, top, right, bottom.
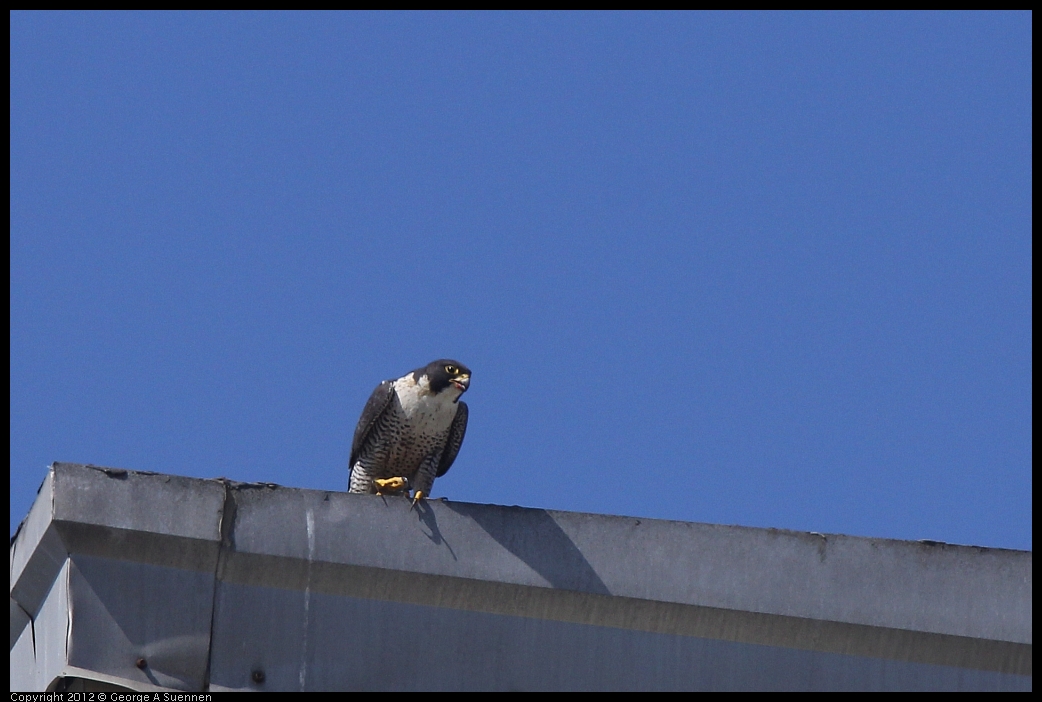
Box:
442, 502, 611, 595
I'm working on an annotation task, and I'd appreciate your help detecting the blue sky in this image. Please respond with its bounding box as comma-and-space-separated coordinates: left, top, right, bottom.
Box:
10, 12, 1032, 549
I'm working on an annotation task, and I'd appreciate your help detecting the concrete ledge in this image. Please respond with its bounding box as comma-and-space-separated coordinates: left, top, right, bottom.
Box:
10, 463, 1032, 691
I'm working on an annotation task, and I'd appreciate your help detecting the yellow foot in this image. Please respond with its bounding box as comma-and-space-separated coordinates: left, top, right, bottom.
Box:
374, 477, 408, 495
410, 490, 426, 509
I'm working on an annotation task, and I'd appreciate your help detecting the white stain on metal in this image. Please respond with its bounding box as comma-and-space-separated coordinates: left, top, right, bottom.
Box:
299, 507, 315, 690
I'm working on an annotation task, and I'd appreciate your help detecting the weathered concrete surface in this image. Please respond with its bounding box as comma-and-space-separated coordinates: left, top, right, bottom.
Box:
10, 463, 1032, 691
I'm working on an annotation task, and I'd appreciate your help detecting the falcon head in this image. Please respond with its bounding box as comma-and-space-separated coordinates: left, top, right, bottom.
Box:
420, 359, 471, 398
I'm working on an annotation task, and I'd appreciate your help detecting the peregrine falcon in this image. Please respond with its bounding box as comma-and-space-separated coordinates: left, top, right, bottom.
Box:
348, 359, 470, 504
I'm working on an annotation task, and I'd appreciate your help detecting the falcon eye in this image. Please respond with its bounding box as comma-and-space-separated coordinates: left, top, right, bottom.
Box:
445, 365, 458, 374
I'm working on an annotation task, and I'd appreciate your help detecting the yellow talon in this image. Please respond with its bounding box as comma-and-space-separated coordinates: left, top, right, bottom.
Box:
374, 477, 408, 495
411, 490, 425, 508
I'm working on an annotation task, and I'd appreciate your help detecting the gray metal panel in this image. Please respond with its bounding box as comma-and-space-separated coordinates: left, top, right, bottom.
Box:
226, 483, 1031, 642
9, 464, 227, 692
10, 468, 54, 587
49, 464, 225, 543
10, 464, 226, 611
8, 463, 1033, 691
9, 603, 35, 691
10, 470, 67, 622
9, 598, 30, 651
212, 552, 1032, 672
65, 555, 215, 690
25, 559, 72, 692
208, 583, 1030, 692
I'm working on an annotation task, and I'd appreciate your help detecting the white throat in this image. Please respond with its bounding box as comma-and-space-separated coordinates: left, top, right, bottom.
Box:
393, 373, 460, 419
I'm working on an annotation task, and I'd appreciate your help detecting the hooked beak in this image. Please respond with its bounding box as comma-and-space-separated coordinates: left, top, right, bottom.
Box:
452, 374, 470, 392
